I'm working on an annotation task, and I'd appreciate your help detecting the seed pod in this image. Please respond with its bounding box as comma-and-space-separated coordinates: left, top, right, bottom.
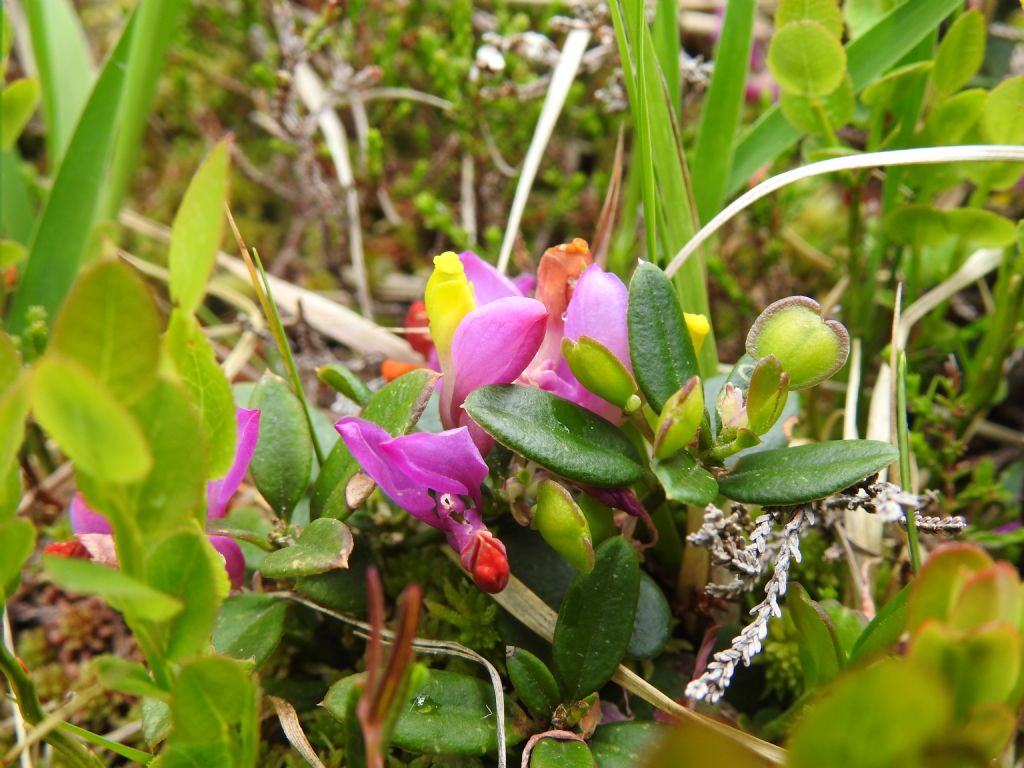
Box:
533, 479, 595, 574
561, 336, 639, 412
746, 296, 849, 389
746, 355, 790, 435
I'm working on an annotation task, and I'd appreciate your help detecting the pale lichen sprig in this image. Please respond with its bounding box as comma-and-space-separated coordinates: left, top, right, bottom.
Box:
686, 506, 813, 704
823, 481, 966, 535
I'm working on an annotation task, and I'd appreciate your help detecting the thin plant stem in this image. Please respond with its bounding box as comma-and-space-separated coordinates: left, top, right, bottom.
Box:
225, 204, 326, 466
897, 352, 922, 574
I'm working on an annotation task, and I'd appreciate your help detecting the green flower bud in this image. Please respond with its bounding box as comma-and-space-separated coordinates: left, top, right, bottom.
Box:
746, 297, 849, 389
746, 355, 790, 435
562, 336, 639, 411
653, 376, 704, 460
533, 479, 595, 573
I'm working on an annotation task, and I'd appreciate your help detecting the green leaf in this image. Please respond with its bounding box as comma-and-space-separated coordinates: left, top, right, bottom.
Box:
50, 260, 161, 403
316, 363, 371, 406
324, 668, 526, 756
553, 537, 640, 699
627, 262, 699, 412
168, 656, 258, 767
932, 10, 985, 97
1, 78, 40, 151
905, 544, 992, 634
718, 440, 898, 504
690, 0, 756, 221
981, 76, 1024, 145
590, 722, 667, 768
94, 656, 168, 699
918, 88, 986, 145
0, 240, 26, 268
165, 310, 236, 478
850, 584, 909, 662
0, 464, 22, 523
0, 376, 29, 484
102, 0, 186, 218
212, 594, 288, 668
860, 62, 932, 109
293, 538, 373, 615
787, 658, 952, 768
146, 529, 227, 661
123, 378, 207, 530
507, 647, 561, 720
530, 739, 596, 767
945, 209, 1018, 248
651, 453, 718, 507
788, 583, 842, 689
30, 355, 152, 483
311, 369, 438, 520
22, 0, 92, 162
534, 479, 595, 573
168, 139, 230, 315
780, 75, 854, 135
767, 21, 847, 97
0, 518, 34, 598
44, 555, 182, 622
0, 150, 34, 245
248, 375, 312, 521
775, 0, 844, 39
885, 205, 951, 248
259, 518, 354, 579
6, 12, 134, 335
626, 572, 671, 660
727, 0, 962, 197
464, 385, 646, 488
0, 331, 20, 392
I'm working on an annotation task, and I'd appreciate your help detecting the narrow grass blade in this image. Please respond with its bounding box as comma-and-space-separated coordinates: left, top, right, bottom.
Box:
691, 0, 755, 222
101, 0, 186, 218
727, 0, 962, 197
7, 12, 136, 335
20, 0, 93, 164
496, 28, 590, 274
666, 145, 1024, 278
0, 149, 35, 243
652, 0, 680, 117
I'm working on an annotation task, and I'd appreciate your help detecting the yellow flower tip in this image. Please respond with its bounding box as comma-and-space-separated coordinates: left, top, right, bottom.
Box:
433, 251, 464, 275
684, 313, 710, 354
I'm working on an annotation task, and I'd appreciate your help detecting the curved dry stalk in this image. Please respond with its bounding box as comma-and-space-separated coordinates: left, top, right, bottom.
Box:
496, 28, 591, 274
664, 145, 1024, 278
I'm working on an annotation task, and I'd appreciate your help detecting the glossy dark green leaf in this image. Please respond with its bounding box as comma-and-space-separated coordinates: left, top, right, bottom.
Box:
294, 538, 372, 615
248, 375, 312, 521
626, 572, 672, 660
553, 537, 640, 699
651, 453, 718, 507
311, 369, 438, 520
50, 260, 160, 403
44, 555, 182, 622
146, 529, 227, 661
464, 385, 645, 488
847, 586, 907, 662
590, 722, 667, 768
717, 440, 897, 504
259, 518, 354, 579
31, 356, 152, 484
627, 262, 699, 412
530, 739, 596, 767
165, 310, 236, 479
507, 647, 561, 720
324, 668, 527, 756
316, 363, 371, 406
212, 594, 288, 667
788, 583, 842, 689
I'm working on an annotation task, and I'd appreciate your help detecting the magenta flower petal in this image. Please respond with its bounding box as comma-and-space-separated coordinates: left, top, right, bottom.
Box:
70, 493, 113, 535
209, 535, 245, 589
450, 296, 547, 420
382, 428, 488, 510
335, 417, 435, 516
459, 251, 523, 305
207, 408, 261, 520
563, 264, 631, 370
512, 274, 537, 296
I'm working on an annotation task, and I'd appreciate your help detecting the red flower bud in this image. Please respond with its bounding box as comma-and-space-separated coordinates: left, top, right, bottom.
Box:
43, 540, 91, 560
462, 531, 510, 594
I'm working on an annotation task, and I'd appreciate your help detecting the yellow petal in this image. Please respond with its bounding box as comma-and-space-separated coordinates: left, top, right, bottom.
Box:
684, 312, 710, 355
425, 251, 476, 360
